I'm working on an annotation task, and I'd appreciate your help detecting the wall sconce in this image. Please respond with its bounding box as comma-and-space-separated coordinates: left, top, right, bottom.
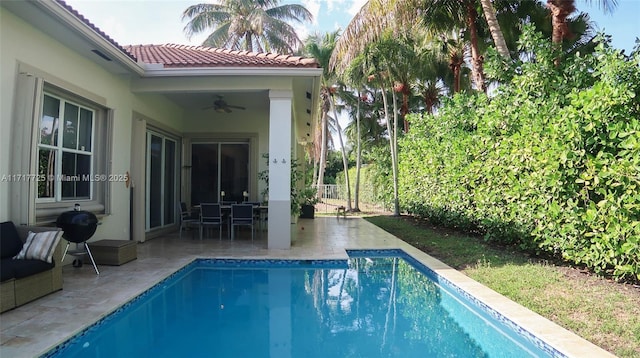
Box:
272, 159, 278, 164
306, 109, 311, 114
281, 159, 286, 164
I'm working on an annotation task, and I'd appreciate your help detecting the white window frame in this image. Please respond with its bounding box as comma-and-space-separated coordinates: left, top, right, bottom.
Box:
36, 92, 96, 203
10, 66, 113, 224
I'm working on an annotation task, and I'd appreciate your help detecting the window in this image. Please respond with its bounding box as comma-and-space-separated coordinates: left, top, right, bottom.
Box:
191, 142, 249, 205
10, 69, 111, 224
37, 93, 94, 201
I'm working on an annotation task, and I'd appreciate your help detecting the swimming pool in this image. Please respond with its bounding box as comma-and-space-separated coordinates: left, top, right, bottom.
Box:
45, 249, 563, 357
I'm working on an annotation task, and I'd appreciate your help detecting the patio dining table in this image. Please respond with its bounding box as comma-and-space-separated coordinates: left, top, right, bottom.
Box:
191, 203, 268, 232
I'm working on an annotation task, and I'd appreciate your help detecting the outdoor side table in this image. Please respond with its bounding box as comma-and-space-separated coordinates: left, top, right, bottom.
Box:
90, 240, 137, 266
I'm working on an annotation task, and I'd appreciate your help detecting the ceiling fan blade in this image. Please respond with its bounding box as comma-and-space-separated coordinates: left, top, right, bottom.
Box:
227, 105, 246, 110
224, 107, 232, 113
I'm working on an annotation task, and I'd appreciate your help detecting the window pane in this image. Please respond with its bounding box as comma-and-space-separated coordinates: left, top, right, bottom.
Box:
221, 143, 249, 202
76, 154, 91, 198
62, 152, 91, 199
41, 95, 60, 146
191, 144, 219, 205
63, 103, 79, 149
79, 108, 93, 151
149, 135, 163, 228
38, 148, 56, 198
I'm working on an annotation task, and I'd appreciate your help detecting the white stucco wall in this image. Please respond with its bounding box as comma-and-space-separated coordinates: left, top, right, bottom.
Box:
0, 9, 183, 241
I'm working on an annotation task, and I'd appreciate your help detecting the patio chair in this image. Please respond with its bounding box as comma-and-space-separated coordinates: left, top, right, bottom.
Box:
178, 202, 199, 239
200, 203, 224, 240
230, 204, 255, 241
246, 201, 266, 231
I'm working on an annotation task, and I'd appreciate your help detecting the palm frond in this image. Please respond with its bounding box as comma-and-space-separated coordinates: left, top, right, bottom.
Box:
330, 0, 423, 73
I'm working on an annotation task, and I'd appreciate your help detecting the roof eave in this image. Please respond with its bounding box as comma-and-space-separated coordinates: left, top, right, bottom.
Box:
40, 0, 145, 76
140, 66, 324, 78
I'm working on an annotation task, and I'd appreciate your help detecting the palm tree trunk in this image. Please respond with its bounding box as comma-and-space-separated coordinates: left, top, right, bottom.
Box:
480, 0, 510, 58
331, 94, 352, 211
379, 84, 397, 215
547, 0, 575, 44
245, 33, 253, 52
312, 155, 318, 187
451, 60, 461, 93
391, 90, 400, 216
317, 112, 328, 204
466, 1, 487, 93
354, 90, 362, 212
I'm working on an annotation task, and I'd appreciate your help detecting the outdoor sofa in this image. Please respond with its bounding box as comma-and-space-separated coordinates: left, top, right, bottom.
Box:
0, 221, 64, 313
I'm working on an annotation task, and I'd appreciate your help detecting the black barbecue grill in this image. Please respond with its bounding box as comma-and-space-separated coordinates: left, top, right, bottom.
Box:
56, 204, 100, 275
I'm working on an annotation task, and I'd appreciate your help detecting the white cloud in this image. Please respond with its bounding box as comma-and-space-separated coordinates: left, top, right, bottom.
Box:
347, 0, 367, 16
325, 0, 346, 12
302, 0, 321, 26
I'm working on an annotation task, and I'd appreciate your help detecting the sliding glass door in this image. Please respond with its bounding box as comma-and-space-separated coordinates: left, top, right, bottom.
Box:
191, 142, 249, 205
146, 131, 177, 230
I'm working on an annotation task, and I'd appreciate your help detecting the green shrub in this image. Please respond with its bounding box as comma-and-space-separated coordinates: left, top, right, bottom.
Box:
399, 26, 640, 281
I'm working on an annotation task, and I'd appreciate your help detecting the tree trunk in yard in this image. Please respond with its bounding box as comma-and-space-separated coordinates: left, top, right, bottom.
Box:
391, 90, 400, 216
316, 111, 328, 203
466, 1, 487, 93
480, 0, 511, 58
547, 0, 575, 44
331, 94, 352, 211
354, 90, 362, 212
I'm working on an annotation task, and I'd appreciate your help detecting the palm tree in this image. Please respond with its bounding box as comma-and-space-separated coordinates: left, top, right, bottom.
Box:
330, 0, 423, 73
304, 31, 355, 211
343, 55, 375, 212
182, 0, 312, 54
360, 35, 404, 216
305, 32, 334, 196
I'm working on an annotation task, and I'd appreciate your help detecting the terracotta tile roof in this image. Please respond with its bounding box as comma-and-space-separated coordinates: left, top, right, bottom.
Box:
125, 44, 320, 69
56, 1, 319, 69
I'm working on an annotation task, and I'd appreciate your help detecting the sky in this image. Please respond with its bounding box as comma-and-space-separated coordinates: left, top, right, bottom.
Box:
64, 0, 640, 54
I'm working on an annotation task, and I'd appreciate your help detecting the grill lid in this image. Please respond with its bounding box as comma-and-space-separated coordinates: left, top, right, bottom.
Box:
56, 205, 98, 243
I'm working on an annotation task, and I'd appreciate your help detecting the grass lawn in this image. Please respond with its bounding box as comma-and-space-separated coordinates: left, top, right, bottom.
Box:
364, 214, 640, 358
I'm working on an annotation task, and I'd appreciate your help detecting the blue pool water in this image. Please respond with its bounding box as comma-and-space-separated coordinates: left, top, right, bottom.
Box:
46, 250, 562, 357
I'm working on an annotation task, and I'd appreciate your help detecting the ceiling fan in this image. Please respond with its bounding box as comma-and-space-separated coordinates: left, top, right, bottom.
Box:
203, 95, 246, 113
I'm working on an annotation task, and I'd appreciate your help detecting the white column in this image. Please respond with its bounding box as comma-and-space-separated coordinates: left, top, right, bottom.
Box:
268, 90, 293, 249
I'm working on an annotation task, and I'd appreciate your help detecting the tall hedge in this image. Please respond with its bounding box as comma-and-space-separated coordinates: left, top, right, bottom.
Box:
399, 28, 640, 281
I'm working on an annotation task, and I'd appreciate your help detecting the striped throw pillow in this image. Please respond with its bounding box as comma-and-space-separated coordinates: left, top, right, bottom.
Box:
13, 231, 63, 263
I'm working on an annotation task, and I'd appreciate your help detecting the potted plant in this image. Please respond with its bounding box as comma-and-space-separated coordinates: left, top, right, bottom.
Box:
298, 187, 319, 219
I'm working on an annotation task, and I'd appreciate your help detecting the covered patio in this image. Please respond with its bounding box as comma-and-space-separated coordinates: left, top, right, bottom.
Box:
0, 217, 611, 358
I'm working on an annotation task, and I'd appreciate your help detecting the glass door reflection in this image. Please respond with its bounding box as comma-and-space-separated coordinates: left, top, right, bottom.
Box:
191, 142, 249, 205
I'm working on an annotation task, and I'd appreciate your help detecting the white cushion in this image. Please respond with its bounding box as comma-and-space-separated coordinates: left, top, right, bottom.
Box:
13, 231, 63, 263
